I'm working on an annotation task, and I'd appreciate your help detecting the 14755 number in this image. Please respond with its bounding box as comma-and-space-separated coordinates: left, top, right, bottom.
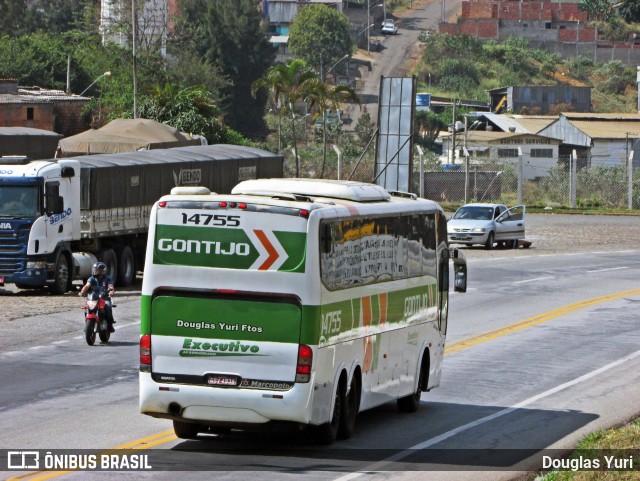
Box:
180, 213, 240, 227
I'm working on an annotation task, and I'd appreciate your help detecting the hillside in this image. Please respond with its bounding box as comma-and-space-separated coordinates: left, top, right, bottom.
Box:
412, 33, 637, 113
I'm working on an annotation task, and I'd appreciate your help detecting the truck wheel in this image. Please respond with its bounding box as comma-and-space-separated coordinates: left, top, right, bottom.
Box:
116, 246, 135, 287
98, 249, 118, 283
49, 253, 70, 295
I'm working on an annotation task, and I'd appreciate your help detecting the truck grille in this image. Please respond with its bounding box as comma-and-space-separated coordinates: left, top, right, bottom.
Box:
0, 222, 32, 274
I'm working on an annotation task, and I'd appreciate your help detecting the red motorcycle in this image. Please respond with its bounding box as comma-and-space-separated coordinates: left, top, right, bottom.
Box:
83, 291, 112, 345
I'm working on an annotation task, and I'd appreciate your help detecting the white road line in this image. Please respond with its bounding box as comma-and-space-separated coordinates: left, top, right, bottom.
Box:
512, 276, 554, 285
333, 348, 640, 480
587, 267, 630, 273
0, 321, 141, 358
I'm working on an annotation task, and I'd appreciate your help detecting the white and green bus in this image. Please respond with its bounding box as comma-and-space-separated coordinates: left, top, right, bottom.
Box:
139, 179, 467, 444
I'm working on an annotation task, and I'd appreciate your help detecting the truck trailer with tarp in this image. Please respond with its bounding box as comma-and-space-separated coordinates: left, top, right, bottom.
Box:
0, 144, 283, 293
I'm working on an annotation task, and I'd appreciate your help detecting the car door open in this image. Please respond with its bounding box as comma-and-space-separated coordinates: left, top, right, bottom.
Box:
496, 205, 526, 244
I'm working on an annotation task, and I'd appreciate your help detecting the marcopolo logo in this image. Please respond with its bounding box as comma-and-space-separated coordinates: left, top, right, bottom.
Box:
179, 338, 263, 357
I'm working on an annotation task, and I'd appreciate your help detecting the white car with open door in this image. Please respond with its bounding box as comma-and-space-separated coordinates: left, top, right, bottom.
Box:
447, 203, 526, 249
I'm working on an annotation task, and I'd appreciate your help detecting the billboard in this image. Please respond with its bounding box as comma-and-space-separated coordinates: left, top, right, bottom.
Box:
374, 77, 416, 193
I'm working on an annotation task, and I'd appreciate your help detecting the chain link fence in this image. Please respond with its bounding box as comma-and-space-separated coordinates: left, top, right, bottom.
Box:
265, 117, 639, 211
279, 148, 640, 211
412, 155, 640, 210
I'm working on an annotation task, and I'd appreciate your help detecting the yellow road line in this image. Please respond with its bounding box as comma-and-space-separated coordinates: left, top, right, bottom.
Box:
9, 288, 640, 480
445, 287, 640, 354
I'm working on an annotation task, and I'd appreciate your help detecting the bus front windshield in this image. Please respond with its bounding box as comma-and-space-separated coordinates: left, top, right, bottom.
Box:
0, 186, 41, 218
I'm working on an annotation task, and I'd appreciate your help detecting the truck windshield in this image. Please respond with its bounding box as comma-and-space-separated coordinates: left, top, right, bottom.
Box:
0, 186, 41, 218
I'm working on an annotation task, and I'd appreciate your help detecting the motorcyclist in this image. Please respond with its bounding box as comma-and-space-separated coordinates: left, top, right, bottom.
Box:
79, 262, 115, 332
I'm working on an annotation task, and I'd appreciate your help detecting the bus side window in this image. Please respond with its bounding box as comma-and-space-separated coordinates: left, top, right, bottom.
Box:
321, 223, 331, 254
422, 214, 437, 277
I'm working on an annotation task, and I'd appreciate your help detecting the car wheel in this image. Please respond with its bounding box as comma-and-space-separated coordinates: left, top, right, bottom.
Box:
484, 232, 495, 250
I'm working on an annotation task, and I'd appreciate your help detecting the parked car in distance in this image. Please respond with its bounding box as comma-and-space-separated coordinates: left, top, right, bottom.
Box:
381, 19, 398, 35
314, 109, 341, 130
447, 203, 526, 249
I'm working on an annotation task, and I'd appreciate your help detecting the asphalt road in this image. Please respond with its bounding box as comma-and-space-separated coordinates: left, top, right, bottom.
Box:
346, 0, 461, 130
1, 247, 639, 480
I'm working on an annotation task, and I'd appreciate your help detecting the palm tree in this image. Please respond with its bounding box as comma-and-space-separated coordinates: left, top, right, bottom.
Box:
252, 59, 318, 177
305, 80, 360, 179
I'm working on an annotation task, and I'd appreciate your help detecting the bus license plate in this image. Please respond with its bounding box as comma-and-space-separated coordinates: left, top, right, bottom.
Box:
207, 374, 239, 387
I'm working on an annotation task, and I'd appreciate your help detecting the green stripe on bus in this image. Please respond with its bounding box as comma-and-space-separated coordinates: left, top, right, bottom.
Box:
152, 224, 306, 272
150, 295, 302, 343
142, 283, 438, 345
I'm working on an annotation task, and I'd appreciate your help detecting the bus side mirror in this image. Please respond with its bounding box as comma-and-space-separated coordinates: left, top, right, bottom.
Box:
450, 248, 467, 293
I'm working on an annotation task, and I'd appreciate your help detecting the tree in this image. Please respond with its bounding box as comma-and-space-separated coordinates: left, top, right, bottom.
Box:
0, 0, 93, 36
578, 0, 617, 22
305, 80, 359, 178
617, 0, 640, 23
288, 5, 353, 78
415, 110, 446, 146
137, 84, 246, 144
202, 0, 275, 139
252, 59, 319, 176
32, 0, 95, 34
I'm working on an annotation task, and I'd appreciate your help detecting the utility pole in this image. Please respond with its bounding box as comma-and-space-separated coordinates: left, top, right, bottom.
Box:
132, 0, 138, 118
464, 114, 469, 203
451, 100, 457, 164
367, 0, 371, 53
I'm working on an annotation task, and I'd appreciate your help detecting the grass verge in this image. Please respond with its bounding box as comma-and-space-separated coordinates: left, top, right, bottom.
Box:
534, 418, 640, 481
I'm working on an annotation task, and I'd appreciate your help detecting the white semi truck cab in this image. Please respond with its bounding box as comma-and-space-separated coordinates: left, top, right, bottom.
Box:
0, 156, 84, 293
0, 145, 284, 293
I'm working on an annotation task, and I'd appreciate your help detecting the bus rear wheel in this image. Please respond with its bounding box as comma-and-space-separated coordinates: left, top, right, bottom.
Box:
173, 420, 200, 439
338, 375, 359, 440
314, 386, 343, 445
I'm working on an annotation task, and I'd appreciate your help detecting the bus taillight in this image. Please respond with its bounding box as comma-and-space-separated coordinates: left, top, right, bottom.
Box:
140, 335, 151, 372
296, 344, 313, 383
